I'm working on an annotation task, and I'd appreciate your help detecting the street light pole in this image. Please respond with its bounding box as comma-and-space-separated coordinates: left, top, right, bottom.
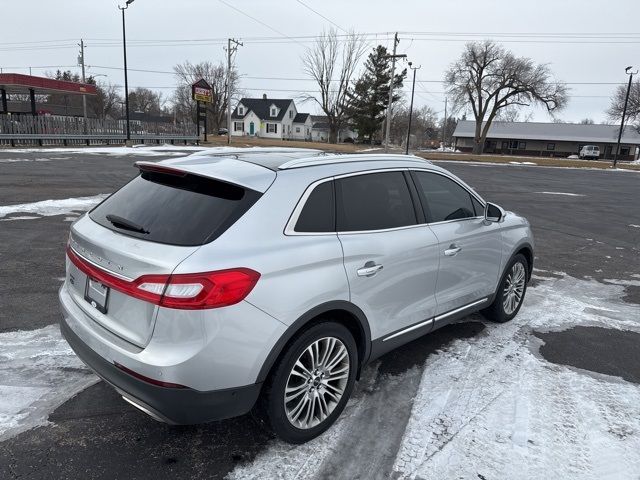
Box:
405, 62, 421, 155
613, 66, 637, 168
118, 0, 135, 144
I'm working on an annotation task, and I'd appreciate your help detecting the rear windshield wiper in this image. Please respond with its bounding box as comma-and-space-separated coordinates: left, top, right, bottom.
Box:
106, 214, 150, 234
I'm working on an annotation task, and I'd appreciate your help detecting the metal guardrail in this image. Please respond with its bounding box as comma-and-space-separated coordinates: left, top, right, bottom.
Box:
0, 115, 198, 146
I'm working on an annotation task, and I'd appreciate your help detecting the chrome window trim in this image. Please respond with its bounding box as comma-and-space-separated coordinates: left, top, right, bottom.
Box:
284, 168, 417, 236
284, 166, 489, 237
409, 168, 487, 224
284, 176, 336, 236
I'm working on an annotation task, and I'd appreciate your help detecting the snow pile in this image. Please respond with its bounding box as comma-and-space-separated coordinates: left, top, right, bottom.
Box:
435, 146, 462, 153
509, 161, 537, 165
0, 194, 108, 220
229, 273, 640, 480
567, 155, 580, 159
0, 325, 97, 440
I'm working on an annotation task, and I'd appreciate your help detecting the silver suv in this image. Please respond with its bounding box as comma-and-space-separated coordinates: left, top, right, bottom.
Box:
59, 148, 534, 443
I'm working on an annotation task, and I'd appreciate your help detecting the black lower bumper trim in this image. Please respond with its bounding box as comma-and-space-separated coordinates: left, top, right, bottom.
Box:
60, 316, 262, 425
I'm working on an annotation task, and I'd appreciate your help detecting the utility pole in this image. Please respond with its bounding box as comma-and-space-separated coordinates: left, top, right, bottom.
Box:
441, 98, 448, 149
613, 66, 637, 168
78, 39, 87, 126
226, 38, 243, 145
118, 0, 135, 144
405, 62, 421, 155
384, 33, 406, 152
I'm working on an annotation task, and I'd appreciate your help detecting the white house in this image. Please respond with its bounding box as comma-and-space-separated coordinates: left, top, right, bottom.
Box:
311, 115, 357, 143
231, 95, 312, 140
291, 113, 312, 141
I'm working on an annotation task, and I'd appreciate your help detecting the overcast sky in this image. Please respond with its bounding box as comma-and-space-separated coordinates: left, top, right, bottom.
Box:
2, 0, 639, 122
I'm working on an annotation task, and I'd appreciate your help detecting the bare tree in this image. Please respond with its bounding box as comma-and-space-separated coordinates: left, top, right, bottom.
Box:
128, 87, 164, 115
495, 105, 534, 123
445, 41, 568, 154
302, 29, 366, 143
579, 118, 595, 125
172, 61, 239, 132
391, 105, 439, 148
89, 82, 122, 119
607, 79, 640, 130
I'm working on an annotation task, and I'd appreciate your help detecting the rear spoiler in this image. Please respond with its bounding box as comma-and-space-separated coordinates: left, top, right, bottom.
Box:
134, 161, 187, 177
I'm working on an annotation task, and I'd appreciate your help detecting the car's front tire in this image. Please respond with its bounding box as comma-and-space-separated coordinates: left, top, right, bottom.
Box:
482, 253, 528, 323
257, 321, 358, 443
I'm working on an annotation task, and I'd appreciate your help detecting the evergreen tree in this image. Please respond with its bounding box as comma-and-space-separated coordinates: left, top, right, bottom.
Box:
346, 45, 407, 143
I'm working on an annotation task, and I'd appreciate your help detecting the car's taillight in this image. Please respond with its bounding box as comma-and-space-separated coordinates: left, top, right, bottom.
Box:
66, 246, 260, 309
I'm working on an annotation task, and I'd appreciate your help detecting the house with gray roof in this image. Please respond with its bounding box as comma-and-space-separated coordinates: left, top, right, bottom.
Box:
231, 95, 312, 140
453, 120, 640, 161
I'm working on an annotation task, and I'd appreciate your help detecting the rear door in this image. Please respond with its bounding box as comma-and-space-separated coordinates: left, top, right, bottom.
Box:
410, 170, 502, 323
66, 168, 261, 347
336, 170, 440, 340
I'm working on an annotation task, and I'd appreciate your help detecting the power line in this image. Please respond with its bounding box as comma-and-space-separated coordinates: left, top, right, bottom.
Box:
217, 0, 302, 45
81, 65, 628, 87
294, 0, 346, 33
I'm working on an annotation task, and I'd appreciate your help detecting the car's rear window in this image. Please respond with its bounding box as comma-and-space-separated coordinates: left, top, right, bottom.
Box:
89, 170, 261, 246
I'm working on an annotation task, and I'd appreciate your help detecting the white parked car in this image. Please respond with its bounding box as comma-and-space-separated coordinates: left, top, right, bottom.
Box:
579, 145, 600, 160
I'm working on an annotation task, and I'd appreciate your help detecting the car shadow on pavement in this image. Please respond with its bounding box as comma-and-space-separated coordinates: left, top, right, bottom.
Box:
0, 320, 487, 480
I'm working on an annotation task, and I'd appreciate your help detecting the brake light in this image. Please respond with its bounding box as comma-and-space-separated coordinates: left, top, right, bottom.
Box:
66, 246, 260, 309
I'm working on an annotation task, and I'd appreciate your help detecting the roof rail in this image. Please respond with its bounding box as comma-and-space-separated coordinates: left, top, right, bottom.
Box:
278, 153, 429, 170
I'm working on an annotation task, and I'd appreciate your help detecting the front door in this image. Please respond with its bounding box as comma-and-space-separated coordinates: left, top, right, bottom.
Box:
335, 171, 439, 340
410, 170, 502, 322
249, 122, 255, 135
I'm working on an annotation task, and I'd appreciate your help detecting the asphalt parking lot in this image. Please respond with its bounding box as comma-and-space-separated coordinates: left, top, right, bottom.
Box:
0, 148, 639, 479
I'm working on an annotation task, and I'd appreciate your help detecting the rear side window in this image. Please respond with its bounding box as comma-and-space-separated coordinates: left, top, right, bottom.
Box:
89, 171, 261, 246
294, 181, 335, 233
412, 171, 476, 223
336, 172, 417, 232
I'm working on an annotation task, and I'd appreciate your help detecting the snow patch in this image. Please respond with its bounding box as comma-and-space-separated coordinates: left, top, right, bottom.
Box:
393, 274, 640, 479
0, 158, 50, 163
509, 161, 537, 165
0, 325, 97, 440
629, 224, 640, 229
603, 278, 640, 287
0, 194, 108, 220
535, 191, 586, 197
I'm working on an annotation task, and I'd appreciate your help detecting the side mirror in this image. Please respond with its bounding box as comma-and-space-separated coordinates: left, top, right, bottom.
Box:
484, 202, 504, 223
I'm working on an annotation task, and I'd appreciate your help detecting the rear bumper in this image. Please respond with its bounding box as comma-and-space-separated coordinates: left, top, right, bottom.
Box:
59, 315, 262, 425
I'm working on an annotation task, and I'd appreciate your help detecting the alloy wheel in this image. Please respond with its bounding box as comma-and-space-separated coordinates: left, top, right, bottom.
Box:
503, 262, 526, 315
284, 336, 350, 429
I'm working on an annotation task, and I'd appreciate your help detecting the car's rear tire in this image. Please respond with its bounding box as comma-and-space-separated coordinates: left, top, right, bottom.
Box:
256, 321, 358, 443
482, 253, 528, 323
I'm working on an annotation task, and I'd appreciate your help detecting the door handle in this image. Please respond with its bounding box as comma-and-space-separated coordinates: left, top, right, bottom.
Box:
444, 244, 462, 256
357, 263, 384, 277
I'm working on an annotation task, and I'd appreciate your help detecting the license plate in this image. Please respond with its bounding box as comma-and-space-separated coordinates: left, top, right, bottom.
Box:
85, 278, 109, 314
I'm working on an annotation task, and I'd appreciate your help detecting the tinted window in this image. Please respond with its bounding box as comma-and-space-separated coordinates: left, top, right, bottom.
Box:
295, 181, 334, 232
90, 171, 260, 246
412, 171, 475, 222
336, 172, 416, 232
471, 196, 484, 216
